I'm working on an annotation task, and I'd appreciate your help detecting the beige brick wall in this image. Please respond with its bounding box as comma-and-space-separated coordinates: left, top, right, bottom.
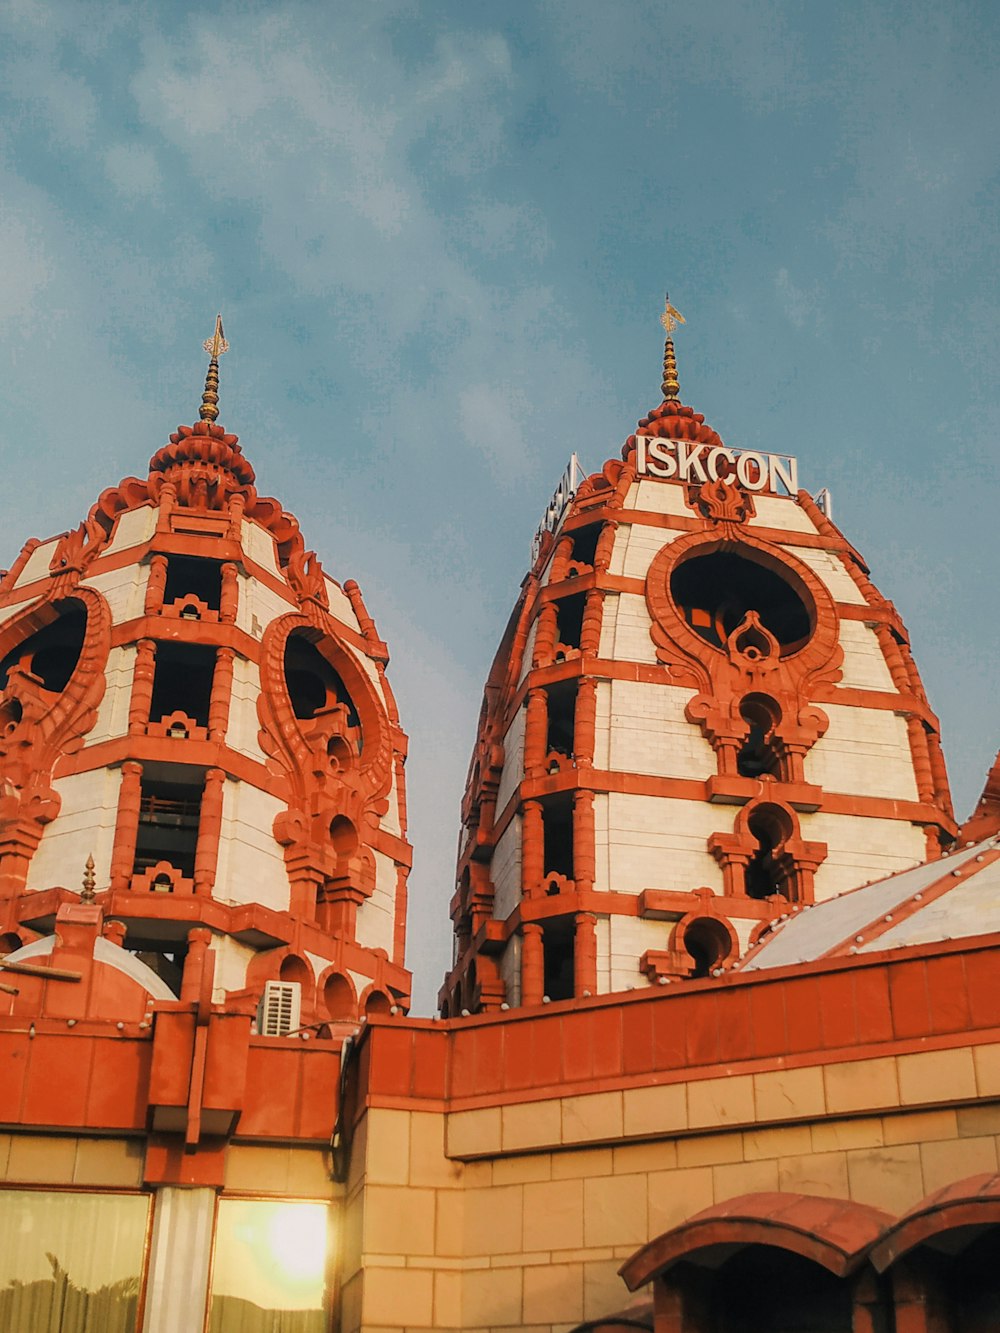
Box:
346, 1044, 1000, 1331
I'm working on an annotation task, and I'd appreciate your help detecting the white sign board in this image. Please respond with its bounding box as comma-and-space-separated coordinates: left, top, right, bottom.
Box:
635, 435, 798, 496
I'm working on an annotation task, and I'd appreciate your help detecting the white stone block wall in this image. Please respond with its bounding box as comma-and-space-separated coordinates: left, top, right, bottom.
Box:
748, 495, 817, 533
835, 620, 898, 691
806, 704, 919, 800
14, 539, 60, 588
236, 574, 292, 640
499, 932, 522, 1008
790, 546, 868, 606
354, 850, 398, 958
606, 794, 724, 896
106, 504, 157, 555
87, 644, 136, 745
607, 593, 659, 664
240, 520, 280, 576
802, 811, 926, 901
29, 768, 123, 892
617, 524, 683, 581
226, 657, 268, 763
592, 792, 610, 894
213, 780, 288, 910
607, 915, 665, 993
84, 563, 149, 624
607, 680, 715, 780
496, 704, 525, 817
491, 816, 522, 920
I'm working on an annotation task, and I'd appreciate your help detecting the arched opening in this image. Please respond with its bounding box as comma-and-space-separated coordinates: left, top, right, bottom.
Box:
670, 550, 812, 656
283, 633, 361, 735
279, 954, 311, 990
709, 1245, 854, 1331
745, 804, 793, 900
682, 917, 734, 979
737, 694, 782, 779
329, 815, 359, 862
163, 555, 222, 612
543, 919, 574, 1001
323, 972, 356, 1021
0, 601, 87, 695
365, 989, 391, 1016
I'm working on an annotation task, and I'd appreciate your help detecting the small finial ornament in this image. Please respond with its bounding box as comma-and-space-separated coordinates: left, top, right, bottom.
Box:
81, 853, 96, 904
199, 314, 229, 422
660, 293, 685, 400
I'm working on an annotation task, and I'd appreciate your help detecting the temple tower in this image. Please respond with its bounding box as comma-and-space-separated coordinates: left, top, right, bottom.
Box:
442, 303, 954, 1014
0, 319, 411, 1021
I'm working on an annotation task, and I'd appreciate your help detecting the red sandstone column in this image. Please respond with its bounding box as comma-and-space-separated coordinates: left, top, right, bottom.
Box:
521, 800, 544, 897
549, 535, 573, 584
524, 688, 548, 777
574, 911, 597, 997
0, 538, 41, 595
593, 520, 618, 574
193, 768, 225, 895
110, 761, 143, 892
532, 601, 559, 667
219, 562, 239, 624
180, 927, 213, 1003
144, 555, 168, 616
208, 648, 235, 742
128, 639, 157, 736
580, 589, 605, 655
574, 678, 598, 768
155, 482, 177, 534
227, 492, 245, 541
573, 789, 596, 893
521, 923, 544, 1006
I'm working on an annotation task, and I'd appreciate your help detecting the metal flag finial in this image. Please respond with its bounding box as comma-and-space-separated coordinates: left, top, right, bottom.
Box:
200, 314, 229, 422
659, 293, 685, 400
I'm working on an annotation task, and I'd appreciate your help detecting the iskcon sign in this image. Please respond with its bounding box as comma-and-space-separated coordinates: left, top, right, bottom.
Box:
636, 434, 799, 496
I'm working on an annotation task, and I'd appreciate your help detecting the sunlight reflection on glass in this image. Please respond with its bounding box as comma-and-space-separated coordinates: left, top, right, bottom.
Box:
209, 1199, 329, 1333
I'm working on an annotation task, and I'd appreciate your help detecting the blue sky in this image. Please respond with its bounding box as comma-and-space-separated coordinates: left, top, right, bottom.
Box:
1, 0, 997, 1011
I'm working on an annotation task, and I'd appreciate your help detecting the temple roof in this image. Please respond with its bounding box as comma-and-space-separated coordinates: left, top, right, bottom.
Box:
742, 834, 1000, 971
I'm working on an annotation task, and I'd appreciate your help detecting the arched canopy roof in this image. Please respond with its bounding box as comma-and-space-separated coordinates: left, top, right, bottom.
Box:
620, 1192, 892, 1291
870, 1173, 1000, 1272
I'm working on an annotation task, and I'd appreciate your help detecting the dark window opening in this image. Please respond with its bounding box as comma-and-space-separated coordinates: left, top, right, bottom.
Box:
744, 806, 791, 901
555, 593, 585, 654
127, 937, 189, 997
713, 1245, 853, 1332
149, 642, 216, 729
0, 602, 87, 694
283, 634, 361, 737
543, 798, 574, 882
670, 550, 812, 656
736, 694, 782, 779
163, 555, 222, 611
571, 524, 600, 568
684, 918, 732, 979
546, 681, 577, 763
543, 920, 574, 1002
134, 776, 203, 879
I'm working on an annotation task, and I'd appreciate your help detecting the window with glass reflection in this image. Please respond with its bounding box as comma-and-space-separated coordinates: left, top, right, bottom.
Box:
0, 1189, 150, 1332
208, 1199, 331, 1333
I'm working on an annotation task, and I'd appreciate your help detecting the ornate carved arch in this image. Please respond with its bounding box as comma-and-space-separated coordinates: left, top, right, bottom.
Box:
0, 586, 112, 893
645, 532, 842, 781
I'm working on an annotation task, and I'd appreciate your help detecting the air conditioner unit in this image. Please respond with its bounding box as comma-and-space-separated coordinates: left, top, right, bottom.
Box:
256, 980, 302, 1037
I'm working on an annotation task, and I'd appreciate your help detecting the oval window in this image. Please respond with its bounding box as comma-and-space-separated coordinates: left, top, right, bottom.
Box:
669, 550, 812, 656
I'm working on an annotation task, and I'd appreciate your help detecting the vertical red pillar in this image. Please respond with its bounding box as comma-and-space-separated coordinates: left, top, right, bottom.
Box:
128, 639, 157, 735
208, 648, 235, 742
219, 562, 239, 624
144, 555, 168, 615
573, 789, 595, 893
180, 927, 213, 1003
193, 768, 225, 895
549, 535, 573, 583
532, 602, 559, 668
110, 761, 143, 892
521, 800, 544, 897
574, 911, 597, 997
580, 589, 605, 655
574, 678, 597, 769
522, 922, 544, 1007
593, 520, 618, 573
524, 688, 548, 778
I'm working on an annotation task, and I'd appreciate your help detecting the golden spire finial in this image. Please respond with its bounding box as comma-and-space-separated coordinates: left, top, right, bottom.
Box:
81, 853, 96, 904
659, 293, 685, 400
199, 314, 229, 422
